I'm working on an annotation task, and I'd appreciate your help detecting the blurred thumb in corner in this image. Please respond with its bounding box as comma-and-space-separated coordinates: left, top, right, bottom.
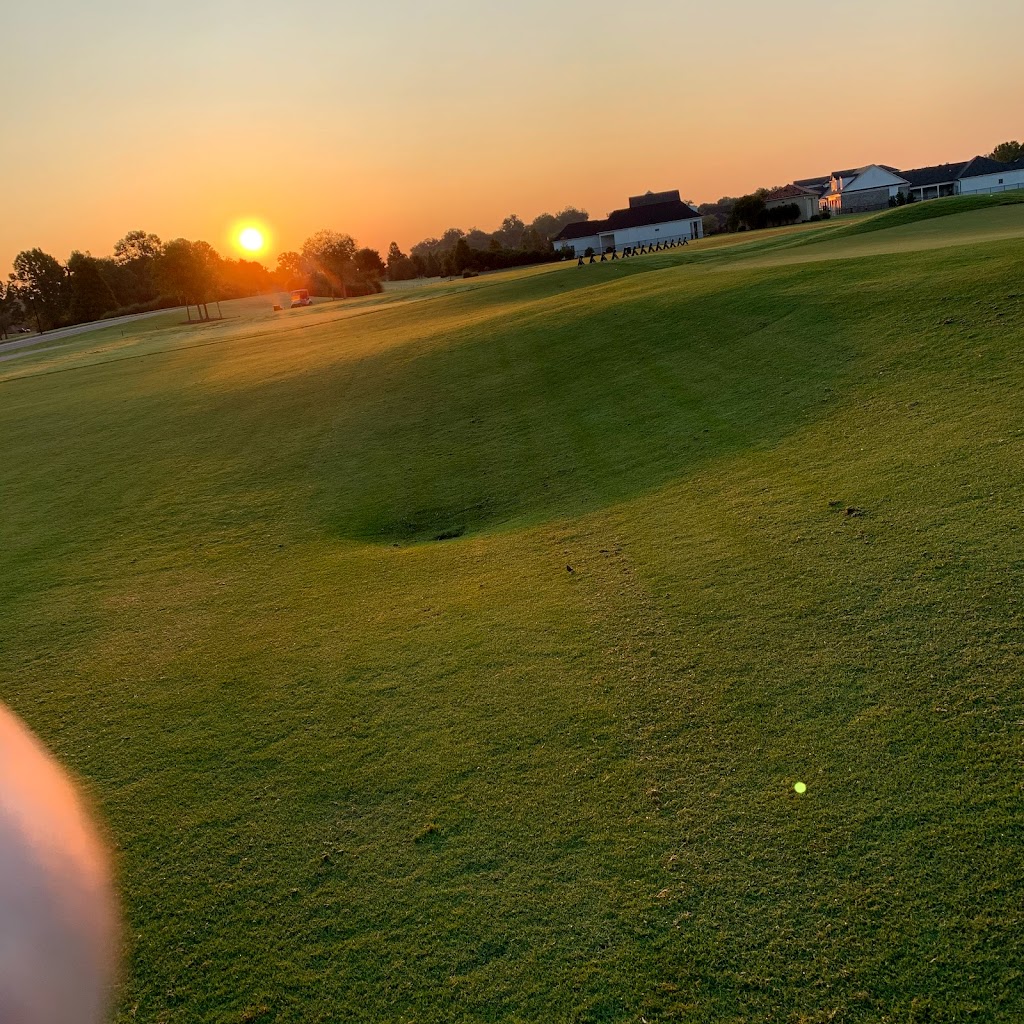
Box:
0, 704, 119, 1024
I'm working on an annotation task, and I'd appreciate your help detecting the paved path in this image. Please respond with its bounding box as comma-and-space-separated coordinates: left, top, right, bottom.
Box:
0, 307, 181, 356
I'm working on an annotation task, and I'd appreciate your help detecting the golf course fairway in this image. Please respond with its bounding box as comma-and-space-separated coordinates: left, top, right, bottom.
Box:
2, 196, 1023, 1023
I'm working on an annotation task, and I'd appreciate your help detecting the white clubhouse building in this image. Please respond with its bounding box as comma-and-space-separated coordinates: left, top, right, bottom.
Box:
552, 190, 704, 254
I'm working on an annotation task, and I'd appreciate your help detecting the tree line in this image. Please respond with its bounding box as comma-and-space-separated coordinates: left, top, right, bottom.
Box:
2, 206, 589, 338
367, 208, 588, 283
1, 231, 276, 337
261, 207, 588, 303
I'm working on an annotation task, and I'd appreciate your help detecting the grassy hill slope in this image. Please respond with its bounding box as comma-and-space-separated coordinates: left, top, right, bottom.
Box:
1, 213, 1023, 1022
815, 190, 1024, 239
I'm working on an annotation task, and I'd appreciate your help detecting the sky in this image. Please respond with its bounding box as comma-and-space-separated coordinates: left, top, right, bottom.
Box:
2, 0, 1021, 273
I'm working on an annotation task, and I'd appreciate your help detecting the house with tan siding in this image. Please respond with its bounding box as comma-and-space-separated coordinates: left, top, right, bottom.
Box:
764, 183, 820, 223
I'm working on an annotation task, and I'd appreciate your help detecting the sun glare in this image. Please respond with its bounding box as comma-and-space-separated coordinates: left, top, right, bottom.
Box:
239, 227, 264, 253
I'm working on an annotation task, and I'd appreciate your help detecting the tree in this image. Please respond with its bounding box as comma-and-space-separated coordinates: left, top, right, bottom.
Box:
465, 228, 491, 250
411, 237, 440, 259
699, 197, 739, 234
385, 243, 416, 282
354, 247, 385, 276
529, 212, 559, 240
67, 252, 116, 323
0, 280, 24, 339
700, 212, 723, 235
410, 240, 443, 277
276, 251, 307, 289
10, 249, 69, 332
190, 241, 223, 303
112, 229, 164, 304
439, 227, 465, 250
495, 214, 525, 249
544, 207, 589, 240
159, 238, 219, 320
159, 239, 196, 312
727, 191, 769, 232
220, 258, 273, 297
300, 230, 357, 298
989, 140, 1022, 163
88, 257, 137, 309
113, 230, 163, 265
453, 238, 473, 274
520, 226, 548, 253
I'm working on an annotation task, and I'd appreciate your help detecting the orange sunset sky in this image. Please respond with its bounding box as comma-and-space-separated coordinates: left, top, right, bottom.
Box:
2, 0, 1021, 274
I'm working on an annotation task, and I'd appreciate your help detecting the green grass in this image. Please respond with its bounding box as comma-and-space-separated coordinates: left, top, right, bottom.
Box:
2, 210, 1024, 1023
820, 190, 1024, 238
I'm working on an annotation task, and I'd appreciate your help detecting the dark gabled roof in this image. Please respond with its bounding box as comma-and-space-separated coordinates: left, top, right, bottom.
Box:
794, 174, 830, 196
831, 164, 903, 179
1011, 156, 1024, 172
959, 155, 1011, 179
605, 198, 699, 230
553, 197, 700, 242
766, 183, 819, 201
901, 161, 966, 187
553, 219, 600, 241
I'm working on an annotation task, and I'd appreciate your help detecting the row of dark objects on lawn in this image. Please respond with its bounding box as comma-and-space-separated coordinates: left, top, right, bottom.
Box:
577, 237, 690, 266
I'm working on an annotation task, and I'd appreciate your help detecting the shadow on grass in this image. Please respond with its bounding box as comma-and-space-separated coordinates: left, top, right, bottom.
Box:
303, 259, 868, 543
305, 237, 1024, 543
5, 240, 1015, 566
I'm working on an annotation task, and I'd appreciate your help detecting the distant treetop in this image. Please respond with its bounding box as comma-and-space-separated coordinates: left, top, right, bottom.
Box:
988, 140, 1022, 163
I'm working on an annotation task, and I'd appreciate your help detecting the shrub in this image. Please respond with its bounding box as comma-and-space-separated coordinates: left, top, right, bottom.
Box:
345, 278, 383, 297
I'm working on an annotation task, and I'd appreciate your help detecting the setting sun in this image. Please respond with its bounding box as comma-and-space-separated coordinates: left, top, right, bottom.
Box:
238, 227, 264, 253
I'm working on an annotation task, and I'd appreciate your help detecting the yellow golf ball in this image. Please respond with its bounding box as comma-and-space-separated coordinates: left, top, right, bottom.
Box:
794, 781, 807, 794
